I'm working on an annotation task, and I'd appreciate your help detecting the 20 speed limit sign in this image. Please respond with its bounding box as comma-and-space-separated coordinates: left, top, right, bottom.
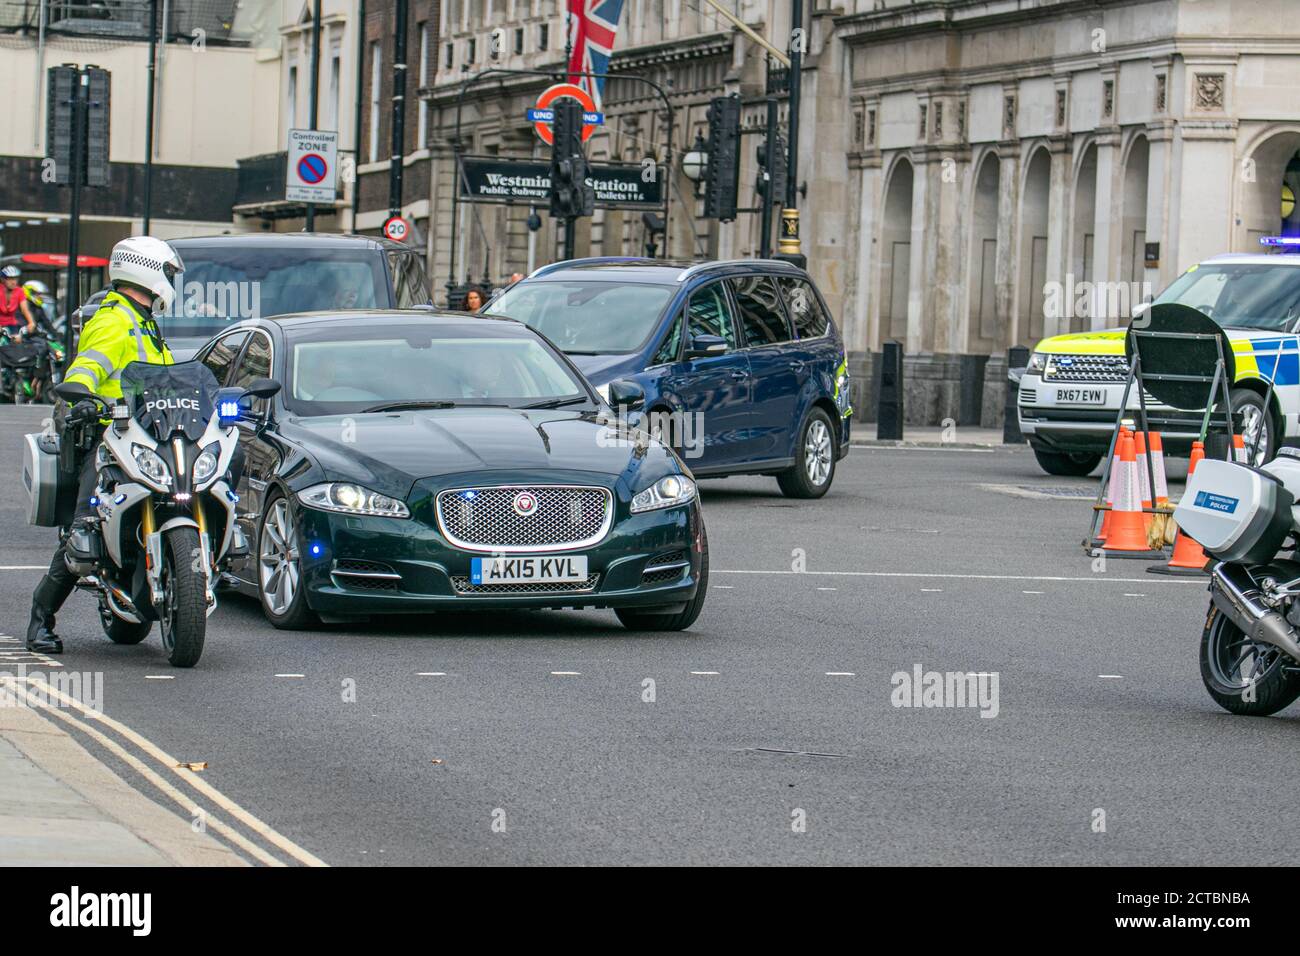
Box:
383, 216, 409, 242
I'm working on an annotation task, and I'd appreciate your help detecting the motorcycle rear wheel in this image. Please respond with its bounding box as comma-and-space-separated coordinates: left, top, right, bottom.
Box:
1200, 604, 1300, 716
99, 600, 150, 645
159, 526, 207, 668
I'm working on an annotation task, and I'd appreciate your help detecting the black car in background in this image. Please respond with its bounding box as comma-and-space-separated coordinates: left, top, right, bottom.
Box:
162, 234, 432, 359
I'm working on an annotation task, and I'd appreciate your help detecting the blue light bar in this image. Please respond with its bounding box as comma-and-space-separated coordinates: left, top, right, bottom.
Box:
218, 400, 241, 421
1259, 235, 1300, 247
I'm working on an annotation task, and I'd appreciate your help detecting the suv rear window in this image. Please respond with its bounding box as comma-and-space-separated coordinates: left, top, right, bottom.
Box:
728, 275, 790, 347
776, 276, 831, 339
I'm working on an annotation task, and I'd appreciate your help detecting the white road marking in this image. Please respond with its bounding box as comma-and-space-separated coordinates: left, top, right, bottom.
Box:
417, 672, 447, 677
859, 445, 995, 454
1099, 675, 1124, 679
816, 587, 837, 591
144, 675, 175, 681
275, 673, 306, 678
920, 588, 943, 592
690, 671, 720, 676
825, 672, 855, 677
713, 585, 734, 589
1022, 590, 1044, 594
713, 569, 1202, 585
551, 671, 580, 676
1123, 593, 1145, 598
0, 565, 46, 570
1, 675, 326, 867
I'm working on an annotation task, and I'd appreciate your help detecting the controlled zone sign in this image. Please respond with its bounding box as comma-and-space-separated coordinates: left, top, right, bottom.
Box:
526, 84, 603, 145
286, 128, 338, 203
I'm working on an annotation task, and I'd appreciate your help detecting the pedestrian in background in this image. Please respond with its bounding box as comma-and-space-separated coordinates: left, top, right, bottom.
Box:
0, 265, 38, 336
463, 286, 484, 312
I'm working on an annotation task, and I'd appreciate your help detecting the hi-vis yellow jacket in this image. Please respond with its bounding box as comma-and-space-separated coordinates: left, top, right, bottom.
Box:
64, 290, 173, 402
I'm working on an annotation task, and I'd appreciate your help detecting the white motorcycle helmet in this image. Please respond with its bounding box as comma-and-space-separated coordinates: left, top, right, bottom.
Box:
108, 236, 184, 313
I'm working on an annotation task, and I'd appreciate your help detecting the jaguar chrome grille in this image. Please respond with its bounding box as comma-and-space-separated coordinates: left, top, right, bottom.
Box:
1043, 353, 1129, 383
435, 485, 614, 553
450, 574, 601, 595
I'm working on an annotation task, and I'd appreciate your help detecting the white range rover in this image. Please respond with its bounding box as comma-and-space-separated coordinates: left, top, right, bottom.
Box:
1018, 253, 1300, 475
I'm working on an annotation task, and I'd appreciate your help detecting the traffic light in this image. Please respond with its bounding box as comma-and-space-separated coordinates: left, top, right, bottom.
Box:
703, 95, 741, 222
84, 67, 111, 188
756, 132, 786, 203
46, 64, 111, 187
549, 98, 595, 220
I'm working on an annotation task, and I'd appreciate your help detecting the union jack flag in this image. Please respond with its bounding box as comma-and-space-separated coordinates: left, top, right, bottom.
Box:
566, 0, 625, 111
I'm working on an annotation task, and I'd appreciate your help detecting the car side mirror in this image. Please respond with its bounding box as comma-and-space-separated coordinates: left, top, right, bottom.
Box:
243, 377, 282, 400
685, 334, 727, 359
607, 379, 645, 411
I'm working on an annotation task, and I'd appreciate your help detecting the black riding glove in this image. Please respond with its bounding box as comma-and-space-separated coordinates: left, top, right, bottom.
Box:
69, 399, 99, 424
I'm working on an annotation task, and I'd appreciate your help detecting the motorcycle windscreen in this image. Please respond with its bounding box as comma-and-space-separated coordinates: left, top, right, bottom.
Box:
1173, 458, 1293, 564
119, 360, 221, 442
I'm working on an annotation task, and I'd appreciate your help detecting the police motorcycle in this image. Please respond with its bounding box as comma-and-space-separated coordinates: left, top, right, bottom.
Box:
1178, 446, 1300, 715
24, 361, 280, 667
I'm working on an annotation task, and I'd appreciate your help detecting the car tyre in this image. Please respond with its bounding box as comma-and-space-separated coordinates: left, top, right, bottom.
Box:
777, 408, 836, 499
1206, 389, 1275, 466
1031, 447, 1102, 476
615, 523, 709, 631
257, 491, 319, 630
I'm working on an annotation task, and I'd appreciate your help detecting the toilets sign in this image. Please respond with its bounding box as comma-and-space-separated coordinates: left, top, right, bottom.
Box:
286, 128, 338, 203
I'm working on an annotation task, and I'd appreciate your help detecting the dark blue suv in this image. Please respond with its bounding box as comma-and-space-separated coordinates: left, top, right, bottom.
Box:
484, 258, 852, 498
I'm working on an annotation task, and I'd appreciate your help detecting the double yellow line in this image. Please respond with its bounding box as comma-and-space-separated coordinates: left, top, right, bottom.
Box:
0, 674, 326, 867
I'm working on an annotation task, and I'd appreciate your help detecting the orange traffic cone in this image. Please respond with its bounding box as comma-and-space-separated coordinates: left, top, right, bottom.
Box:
1133, 430, 1155, 529
1149, 432, 1169, 508
1099, 429, 1165, 559
1093, 427, 1129, 546
1149, 440, 1210, 576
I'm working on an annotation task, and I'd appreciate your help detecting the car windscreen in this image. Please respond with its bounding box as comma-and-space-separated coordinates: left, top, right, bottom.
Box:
483, 280, 674, 354
159, 247, 388, 338
1153, 263, 1300, 332
284, 324, 590, 416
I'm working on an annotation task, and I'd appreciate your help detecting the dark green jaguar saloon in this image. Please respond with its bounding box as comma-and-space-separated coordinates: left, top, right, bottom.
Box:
191, 311, 708, 631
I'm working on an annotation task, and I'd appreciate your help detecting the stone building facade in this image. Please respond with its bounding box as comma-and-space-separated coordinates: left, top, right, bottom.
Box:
424, 0, 1300, 424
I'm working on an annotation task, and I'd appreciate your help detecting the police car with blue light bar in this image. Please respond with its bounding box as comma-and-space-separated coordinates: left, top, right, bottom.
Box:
1017, 241, 1300, 476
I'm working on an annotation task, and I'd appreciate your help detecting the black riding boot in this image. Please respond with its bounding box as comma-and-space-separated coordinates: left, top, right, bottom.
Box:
26, 601, 64, 654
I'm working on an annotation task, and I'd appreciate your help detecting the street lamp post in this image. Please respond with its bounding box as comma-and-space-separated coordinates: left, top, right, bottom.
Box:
778, 0, 804, 263
305, 0, 322, 232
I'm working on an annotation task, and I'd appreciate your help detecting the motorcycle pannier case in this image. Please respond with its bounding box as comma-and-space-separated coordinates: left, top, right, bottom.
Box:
23, 431, 69, 527
1173, 458, 1293, 564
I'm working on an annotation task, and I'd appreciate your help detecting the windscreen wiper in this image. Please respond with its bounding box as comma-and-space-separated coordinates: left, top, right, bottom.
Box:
362, 400, 460, 413
520, 397, 589, 409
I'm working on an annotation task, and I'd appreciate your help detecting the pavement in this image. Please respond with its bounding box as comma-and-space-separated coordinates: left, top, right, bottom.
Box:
851, 424, 1009, 448
0, 401, 1291, 866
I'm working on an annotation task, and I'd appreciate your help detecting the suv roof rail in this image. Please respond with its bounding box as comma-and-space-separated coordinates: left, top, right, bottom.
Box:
674, 258, 801, 282
527, 256, 656, 279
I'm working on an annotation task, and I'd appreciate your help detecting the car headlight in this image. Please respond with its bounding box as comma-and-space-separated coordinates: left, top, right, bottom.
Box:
1027, 352, 1048, 373
630, 475, 696, 513
299, 482, 410, 518
131, 444, 172, 488
192, 448, 219, 486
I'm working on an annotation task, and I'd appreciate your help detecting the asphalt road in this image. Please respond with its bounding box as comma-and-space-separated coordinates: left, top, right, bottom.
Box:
2, 403, 1292, 866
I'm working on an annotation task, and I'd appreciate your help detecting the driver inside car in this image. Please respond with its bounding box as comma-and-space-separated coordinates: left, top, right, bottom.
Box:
25, 236, 181, 655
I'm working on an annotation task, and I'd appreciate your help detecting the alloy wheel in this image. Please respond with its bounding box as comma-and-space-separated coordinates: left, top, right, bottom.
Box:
804, 419, 832, 486
260, 499, 301, 615
1239, 404, 1269, 466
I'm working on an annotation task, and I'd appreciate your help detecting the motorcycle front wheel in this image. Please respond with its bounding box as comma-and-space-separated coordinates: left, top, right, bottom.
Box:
1200, 604, 1300, 716
159, 525, 207, 668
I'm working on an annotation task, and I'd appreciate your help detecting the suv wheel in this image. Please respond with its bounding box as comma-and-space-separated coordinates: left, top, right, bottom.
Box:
1032, 447, 1102, 476
777, 408, 836, 498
